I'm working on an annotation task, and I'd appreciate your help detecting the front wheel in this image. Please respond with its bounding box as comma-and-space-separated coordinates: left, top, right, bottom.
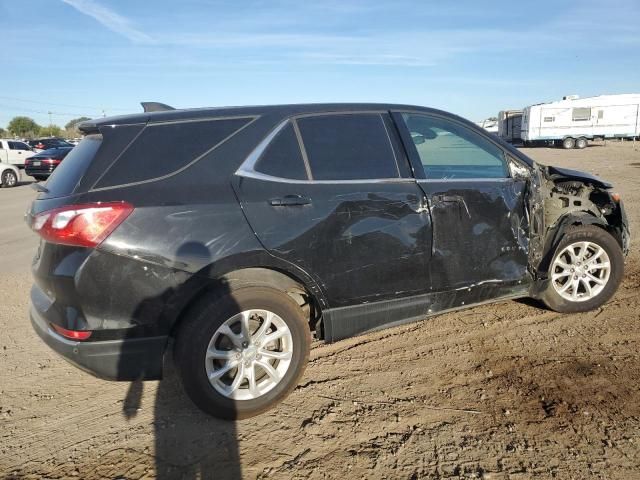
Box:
175, 286, 311, 419
540, 225, 624, 313
1, 169, 18, 187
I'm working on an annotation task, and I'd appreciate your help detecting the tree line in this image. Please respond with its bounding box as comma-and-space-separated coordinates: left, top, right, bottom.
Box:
0, 116, 91, 139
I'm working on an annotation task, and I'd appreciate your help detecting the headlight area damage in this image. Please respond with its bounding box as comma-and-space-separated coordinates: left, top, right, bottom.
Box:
527, 163, 630, 290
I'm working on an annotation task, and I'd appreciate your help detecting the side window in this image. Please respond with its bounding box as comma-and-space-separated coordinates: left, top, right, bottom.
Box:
254, 123, 307, 180
10, 141, 30, 150
572, 107, 591, 122
296, 114, 400, 180
400, 113, 508, 180
95, 117, 253, 188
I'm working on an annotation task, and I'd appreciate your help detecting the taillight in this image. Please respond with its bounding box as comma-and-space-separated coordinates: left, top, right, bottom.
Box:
42, 158, 61, 165
51, 323, 92, 340
31, 202, 133, 247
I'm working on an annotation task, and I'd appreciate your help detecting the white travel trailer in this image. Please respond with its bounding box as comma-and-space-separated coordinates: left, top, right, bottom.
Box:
521, 94, 640, 149
497, 110, 523, 143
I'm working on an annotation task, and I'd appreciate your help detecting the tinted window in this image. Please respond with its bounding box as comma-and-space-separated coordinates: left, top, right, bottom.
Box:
96, 117, 252, 187
297, 114, 399, 180
45, 135, 102, 197
401, 113, 508, 179
254, 123, 307, 180
9, 141, 29, 150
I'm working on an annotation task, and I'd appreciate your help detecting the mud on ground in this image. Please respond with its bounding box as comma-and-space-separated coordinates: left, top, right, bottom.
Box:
1, 141, 639, 479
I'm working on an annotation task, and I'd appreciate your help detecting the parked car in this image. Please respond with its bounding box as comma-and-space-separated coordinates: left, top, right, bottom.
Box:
26, 103, 630, 420
0, 139, 33, 168
25, 147, 73, 181
28, 137, 74, 153
1, 162, 21, 187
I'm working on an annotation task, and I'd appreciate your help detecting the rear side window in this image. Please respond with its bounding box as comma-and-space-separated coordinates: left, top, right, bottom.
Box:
95, 117, 253, 188
297, 114, 400, 180
254, 123, 307, 180
45, 135, 102, 197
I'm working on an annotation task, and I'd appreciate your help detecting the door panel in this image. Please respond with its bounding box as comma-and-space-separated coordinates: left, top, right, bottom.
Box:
419, 179, 529, 291
235, 176, 432, 307
393, 111, 531, 294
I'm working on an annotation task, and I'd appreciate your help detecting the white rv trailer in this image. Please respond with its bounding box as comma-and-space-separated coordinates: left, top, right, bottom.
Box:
497, 109, 523, 143
521, 94, 640, 149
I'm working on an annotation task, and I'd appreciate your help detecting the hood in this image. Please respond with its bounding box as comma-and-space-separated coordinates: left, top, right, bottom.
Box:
546, 166, 612, 189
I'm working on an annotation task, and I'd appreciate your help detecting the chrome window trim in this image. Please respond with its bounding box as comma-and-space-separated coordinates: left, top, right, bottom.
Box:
237, 168, 416, 185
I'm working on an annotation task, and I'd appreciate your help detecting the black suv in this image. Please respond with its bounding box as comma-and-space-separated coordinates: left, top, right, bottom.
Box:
27, 103, 630, 419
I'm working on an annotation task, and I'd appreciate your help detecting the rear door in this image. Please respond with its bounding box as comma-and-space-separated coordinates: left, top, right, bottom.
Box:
233, 112, 433, 309
8, 141, 32, 166
393, 111, 530, 294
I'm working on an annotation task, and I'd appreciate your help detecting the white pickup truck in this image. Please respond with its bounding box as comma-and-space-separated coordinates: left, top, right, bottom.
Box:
0, 139, 34, 168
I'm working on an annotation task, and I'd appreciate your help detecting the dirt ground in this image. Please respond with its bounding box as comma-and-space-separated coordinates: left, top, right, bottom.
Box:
1, 141, 639, 479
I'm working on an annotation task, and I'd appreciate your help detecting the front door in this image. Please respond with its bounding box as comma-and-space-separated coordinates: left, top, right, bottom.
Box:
233, 112, 433, 309
393, 111, 530, 294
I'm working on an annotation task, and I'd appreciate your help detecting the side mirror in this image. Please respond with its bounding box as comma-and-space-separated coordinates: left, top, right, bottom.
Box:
411, 132, 426, 145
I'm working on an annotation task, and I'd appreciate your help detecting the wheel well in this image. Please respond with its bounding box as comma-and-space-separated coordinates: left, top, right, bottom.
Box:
538, 216, 614, 275
169, 267, 323, 340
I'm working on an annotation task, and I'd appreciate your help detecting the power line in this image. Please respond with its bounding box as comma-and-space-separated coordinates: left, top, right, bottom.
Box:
0, 95, 131, 112
0, 103, 93, 117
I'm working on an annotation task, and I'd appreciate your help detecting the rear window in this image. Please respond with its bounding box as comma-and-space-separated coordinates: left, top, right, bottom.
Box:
296, 114, 400, 180
254, 123, 307, 180
45, 135, 102, 197
95, 117, 253, 188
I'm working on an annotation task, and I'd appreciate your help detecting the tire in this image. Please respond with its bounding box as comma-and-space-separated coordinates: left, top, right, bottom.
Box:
540, 225, 624, 313
575, 137, 588, 149
562, 137, 575, 149
1, 170, 17, 188
175, 285, 311, 419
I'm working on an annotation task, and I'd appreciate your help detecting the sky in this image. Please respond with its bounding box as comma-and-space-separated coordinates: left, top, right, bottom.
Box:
1, 0, 639, 128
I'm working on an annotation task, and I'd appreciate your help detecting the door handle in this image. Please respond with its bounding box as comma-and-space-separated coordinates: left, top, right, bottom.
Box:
270, 194, 312, 207
432, 194, 470, 217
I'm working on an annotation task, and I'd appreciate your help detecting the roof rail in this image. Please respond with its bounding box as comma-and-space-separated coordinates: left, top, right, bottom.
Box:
140, 102, 176, 112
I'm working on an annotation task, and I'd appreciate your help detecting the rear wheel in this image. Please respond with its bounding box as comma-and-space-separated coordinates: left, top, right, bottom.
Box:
540, 225, 624, 312
575, 137, 588, 149
562, 137, 575, 149
175, 286, 311, 419
1, 170, 17, 187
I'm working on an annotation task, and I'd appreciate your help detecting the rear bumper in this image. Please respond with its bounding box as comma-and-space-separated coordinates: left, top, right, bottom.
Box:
30, 304, 167, 381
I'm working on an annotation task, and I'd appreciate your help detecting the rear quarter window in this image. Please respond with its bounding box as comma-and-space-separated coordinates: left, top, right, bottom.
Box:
45, 135, 102, 197
94, 117, 254, 188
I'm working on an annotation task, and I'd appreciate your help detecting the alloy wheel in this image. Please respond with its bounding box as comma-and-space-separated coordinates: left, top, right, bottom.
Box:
551, 241, 611, 302
205, 309, 293, 400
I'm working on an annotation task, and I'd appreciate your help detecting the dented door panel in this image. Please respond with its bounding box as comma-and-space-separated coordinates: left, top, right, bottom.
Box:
418, 179, 531, 291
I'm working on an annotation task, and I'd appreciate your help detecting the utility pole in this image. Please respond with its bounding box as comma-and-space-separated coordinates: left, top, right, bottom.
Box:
48, 111, 52, 136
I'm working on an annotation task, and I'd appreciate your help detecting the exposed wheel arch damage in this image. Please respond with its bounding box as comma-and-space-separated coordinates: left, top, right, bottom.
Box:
529, 164, 630, 292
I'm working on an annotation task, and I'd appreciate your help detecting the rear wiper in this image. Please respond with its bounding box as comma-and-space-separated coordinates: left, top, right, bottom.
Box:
30, 183, 49, 193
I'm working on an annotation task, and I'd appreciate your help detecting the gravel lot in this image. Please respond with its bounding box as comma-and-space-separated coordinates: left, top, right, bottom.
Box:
1, 142, 639, 479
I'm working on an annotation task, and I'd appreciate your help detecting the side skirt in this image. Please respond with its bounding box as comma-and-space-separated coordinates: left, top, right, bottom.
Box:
323, 281, 530, 343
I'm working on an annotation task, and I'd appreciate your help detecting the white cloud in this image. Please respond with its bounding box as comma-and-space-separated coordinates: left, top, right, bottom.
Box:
61, 0, 153, 44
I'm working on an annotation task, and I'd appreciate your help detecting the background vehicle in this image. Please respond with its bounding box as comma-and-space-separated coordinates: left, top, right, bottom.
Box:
521, 94, 640, 148
26, 103, 629, 420
0, 162, 20, 187
25, 147, 73, 181
0, 139, 33, 168
28, 138, 74, 152
497, 109, 523, 143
